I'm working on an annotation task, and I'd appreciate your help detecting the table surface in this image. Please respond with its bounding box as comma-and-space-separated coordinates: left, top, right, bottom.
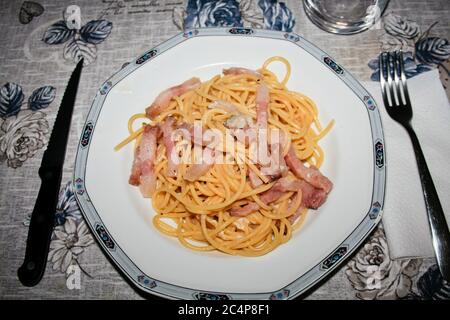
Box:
1, 0, 449, 300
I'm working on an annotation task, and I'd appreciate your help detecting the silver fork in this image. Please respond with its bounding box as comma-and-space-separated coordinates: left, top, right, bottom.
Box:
380, 51, 450, 281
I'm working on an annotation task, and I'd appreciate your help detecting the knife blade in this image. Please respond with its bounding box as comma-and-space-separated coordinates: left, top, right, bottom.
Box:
18, 58, 84, 286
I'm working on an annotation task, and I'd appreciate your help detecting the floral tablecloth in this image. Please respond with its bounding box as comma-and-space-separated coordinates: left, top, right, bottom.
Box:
1, 0, 449, 300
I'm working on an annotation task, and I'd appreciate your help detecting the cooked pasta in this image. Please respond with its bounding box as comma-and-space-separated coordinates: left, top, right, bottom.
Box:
115, 56, 334, 256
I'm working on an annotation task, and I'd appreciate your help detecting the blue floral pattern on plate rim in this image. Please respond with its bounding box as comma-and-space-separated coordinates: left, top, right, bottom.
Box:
73, 27, 386, 300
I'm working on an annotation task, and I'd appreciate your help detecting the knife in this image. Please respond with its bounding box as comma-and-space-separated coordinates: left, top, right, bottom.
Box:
18, 58, 84, 286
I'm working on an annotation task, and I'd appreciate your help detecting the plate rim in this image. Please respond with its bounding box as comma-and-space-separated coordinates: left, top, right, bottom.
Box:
73, 27, 386, 300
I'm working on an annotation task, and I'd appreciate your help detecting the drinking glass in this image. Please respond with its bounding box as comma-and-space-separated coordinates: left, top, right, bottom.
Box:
303, 0, 389, 35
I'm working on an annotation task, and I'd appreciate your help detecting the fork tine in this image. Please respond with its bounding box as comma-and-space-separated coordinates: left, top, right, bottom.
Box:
397, 51, 412, 107
379, 52, 391, 107
392, 51, 402, 106
386, 52, 398, 107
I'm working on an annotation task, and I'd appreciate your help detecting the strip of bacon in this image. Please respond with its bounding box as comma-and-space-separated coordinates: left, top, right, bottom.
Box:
230, 187, 283, 217
285, 180, 328, 223
145, 77, 201, 119
261, 137, 288, 176
284, 146, 333, 193
256, 84, 269, 130
297, 180, 328, 209
128, 125, 159, 198
230, 174, 328, 217
268, 152, 288, 176
230, 202, 260, 217
177, 122, 195, 141
259, 188, 284, 204
139, 160, 157, 199
234, 177, 297, 217
248, 170, 263, 188
272, 176, 302, 192
229, 127, 255, 147
223, 67, 262, 78
177, 122, 210, 147
254, 84, 275, 178
160, 117, 178, 177
129, 149, 142, 186
184, 147, 215, 181
271, 130, 288, 174
261, 178, 327, 209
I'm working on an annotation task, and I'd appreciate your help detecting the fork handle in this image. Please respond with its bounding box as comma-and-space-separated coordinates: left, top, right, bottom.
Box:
406, 125, 450, 281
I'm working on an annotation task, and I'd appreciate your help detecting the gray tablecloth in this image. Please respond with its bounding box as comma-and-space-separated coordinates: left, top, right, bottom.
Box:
1, 0, 449, 299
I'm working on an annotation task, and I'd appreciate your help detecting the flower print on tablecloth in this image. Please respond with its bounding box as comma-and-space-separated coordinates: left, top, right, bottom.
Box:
176, 0, 244, 29
238, 0, 264, 28
48, 216, 94, 273
42, 5, 112, 66
399, 264, 450, 300
258, 0, 295, 32
19, 1, 44, 25
173, 0, 295, 31
48, 181, 94, 274
370, 13, 450, 81
383, 14, 420, 41
0, 83, 55, 168
55, 181, 83, 226
414, 264, 450, 300
345, 227, 422, 299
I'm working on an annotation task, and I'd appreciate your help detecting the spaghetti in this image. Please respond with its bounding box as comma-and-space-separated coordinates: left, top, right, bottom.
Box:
116, 57, 334, 256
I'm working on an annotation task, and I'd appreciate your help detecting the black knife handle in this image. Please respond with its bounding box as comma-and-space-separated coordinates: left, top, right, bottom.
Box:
17, 167, 62, 286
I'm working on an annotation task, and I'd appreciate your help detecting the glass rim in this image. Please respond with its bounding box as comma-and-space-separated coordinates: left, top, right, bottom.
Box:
303, 0, 390, 35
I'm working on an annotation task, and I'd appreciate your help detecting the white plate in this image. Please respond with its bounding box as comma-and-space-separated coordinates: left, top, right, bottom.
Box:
74, 28, 385, 300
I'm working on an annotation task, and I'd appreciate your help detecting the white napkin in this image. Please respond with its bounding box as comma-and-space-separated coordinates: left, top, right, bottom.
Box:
362, 69, 450, 260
